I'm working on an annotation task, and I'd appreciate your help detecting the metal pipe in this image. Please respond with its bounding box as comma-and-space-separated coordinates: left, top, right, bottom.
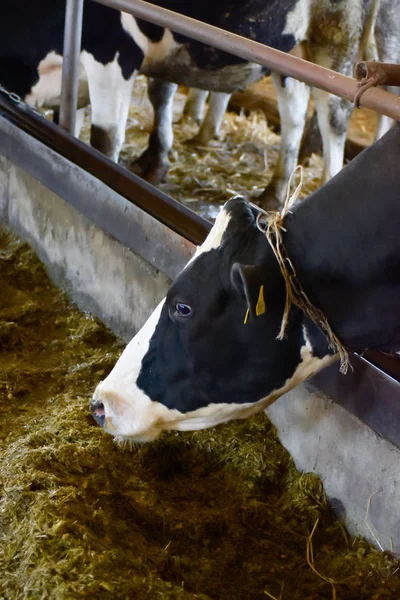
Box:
59, 0, 84, 134
355, 60, 400, 88
94, 0, 400, 120
0, 92, 211, 245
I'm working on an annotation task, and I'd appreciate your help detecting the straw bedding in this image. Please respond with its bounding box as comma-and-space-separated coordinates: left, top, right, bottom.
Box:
80, 75, 324, 220
0, 230, 399, 599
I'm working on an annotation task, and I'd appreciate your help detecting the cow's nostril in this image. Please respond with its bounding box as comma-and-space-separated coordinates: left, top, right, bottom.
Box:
90, 400, 105, 427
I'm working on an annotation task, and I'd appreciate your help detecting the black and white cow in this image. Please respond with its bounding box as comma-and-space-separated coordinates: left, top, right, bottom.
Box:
182, 88, 232, 146
1, 0, 399, 202
91, 122, 400, 442
1, 0, 144, 159
135, 0, 400, 202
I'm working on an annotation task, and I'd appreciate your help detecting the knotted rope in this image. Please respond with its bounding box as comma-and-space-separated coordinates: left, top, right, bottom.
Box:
256, 166, 349, 373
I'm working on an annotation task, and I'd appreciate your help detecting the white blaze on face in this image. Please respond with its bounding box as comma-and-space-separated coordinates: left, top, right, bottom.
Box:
93, 300, 180, 442
93, 206, 232, 442
188, 205, 231, 265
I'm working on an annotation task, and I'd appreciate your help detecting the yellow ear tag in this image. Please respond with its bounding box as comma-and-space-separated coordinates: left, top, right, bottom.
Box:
256, 285, 266, 316
243, 308, 249, 325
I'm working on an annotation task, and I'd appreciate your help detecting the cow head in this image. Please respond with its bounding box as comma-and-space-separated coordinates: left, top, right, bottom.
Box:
91, 196, 336, 442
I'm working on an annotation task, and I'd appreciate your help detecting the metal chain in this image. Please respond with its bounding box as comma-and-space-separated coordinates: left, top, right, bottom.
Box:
0, 84, 46, 118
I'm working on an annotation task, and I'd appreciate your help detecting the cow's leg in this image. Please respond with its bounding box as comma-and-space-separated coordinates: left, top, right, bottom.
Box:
259, 73, 310, 207
310, 52, 353, 183
312, 86, 352, 183
306, 0, 365, 184
80, 52, 136, 161
75, 107, 86, 138
298, 110, 322, 163
184, 88, 209, 123
192, 92, 231, 145
132, 79, 178, 184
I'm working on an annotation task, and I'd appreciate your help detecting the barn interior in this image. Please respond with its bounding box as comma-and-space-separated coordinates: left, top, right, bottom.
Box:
1, 73, 400, 598
1, 0, 400, 595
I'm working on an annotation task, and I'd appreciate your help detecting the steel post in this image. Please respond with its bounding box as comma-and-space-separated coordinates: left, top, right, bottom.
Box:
59, 0, 84, 134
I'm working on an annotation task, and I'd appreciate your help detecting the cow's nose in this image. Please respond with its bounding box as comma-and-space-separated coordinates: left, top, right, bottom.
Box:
90, 400, 105, 427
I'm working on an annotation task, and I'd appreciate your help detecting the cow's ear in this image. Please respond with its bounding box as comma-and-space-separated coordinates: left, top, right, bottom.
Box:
231, 263, 266, 321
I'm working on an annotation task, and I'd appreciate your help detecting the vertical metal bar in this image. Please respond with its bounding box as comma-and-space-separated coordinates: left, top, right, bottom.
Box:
59, 0, 84, 134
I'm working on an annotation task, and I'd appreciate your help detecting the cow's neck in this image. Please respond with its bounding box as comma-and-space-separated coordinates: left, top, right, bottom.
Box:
282, 125, 400, 352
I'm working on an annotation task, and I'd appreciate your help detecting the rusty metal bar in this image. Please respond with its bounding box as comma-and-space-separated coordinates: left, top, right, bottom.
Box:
355, 60, 400, 88
0, 117, 196, 280
59, 0, 84, 134
311, 353, 400, 450
0, 90, 211, 245
93, 0, 400, 120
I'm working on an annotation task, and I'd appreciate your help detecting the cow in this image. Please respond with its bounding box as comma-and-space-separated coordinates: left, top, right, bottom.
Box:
1, 1, 399, 204
0, 0, 143, 159
91, 122, 400, 443
183, 88, 231, 146
135, 0, 400, 203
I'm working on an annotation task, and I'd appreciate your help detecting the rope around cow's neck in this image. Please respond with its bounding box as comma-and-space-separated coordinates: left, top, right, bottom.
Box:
256, 166, 350, 374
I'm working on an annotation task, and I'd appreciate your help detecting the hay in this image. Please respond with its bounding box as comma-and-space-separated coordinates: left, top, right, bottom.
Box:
1, 229, 400, 599
78, 75, 323, 221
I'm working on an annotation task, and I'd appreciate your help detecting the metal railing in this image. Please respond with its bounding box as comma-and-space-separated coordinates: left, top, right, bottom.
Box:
59, 0, 84, 132
0, 89, 210, 245
60, 0, 400, 134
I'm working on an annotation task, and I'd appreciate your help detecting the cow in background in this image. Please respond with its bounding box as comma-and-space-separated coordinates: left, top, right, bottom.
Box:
91, 123, 400, 442
1, 0, 399, 204
138, 0, 400, 205
182, 89, 231, 146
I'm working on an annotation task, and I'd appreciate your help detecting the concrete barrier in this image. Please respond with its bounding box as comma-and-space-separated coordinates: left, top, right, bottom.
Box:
0, 120, 194, 340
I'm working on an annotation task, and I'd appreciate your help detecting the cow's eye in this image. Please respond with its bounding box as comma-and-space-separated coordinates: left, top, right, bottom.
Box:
175, 303, 192, 317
